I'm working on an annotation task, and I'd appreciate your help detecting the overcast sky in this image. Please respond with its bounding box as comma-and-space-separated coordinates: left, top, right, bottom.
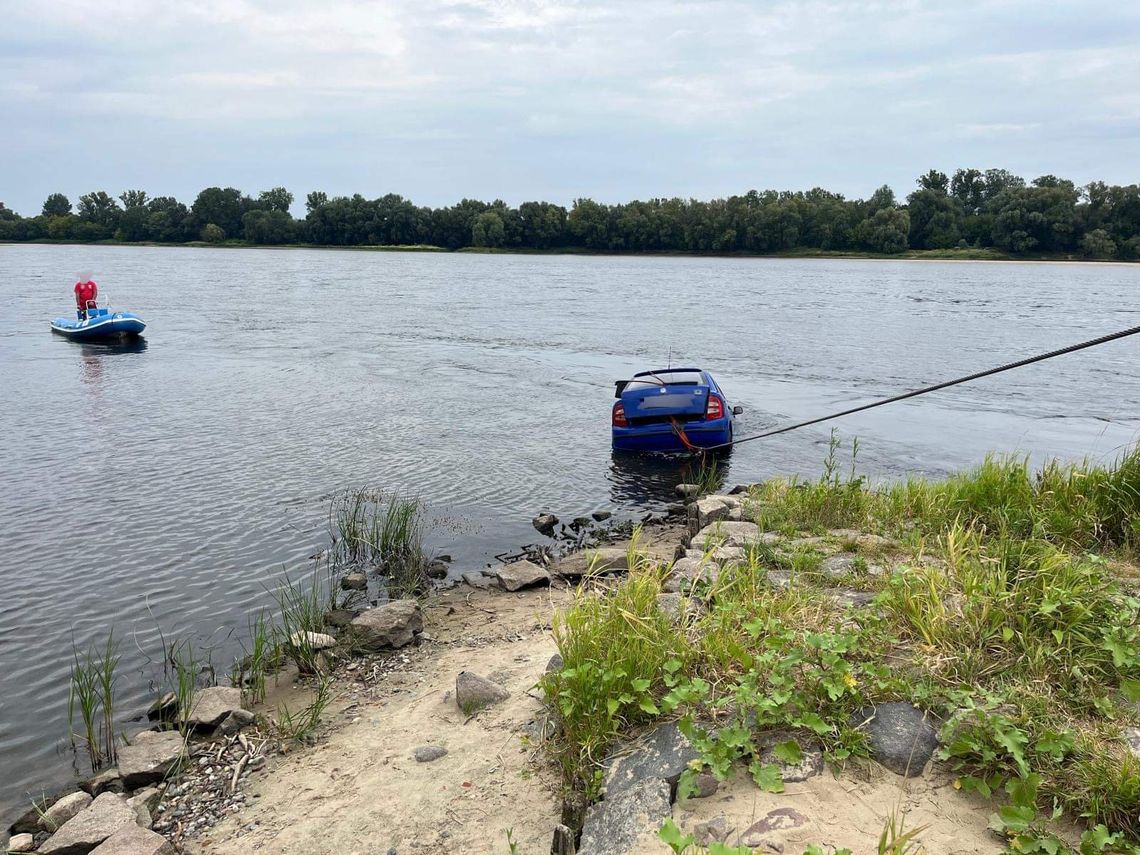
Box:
4, 0, 1139, 215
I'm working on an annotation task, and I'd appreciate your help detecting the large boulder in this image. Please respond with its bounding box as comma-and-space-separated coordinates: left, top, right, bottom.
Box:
602, 721, 701, 800
181, 686, 248, 731
851, 702, 938, 777
690, 521, 777, 550
455, 671, 509, 714
350, 600, 423, 650
578, 777, 671, 855
40, 792, 136, 855
688, 496, 732, 534
89, 824, 175, 855
492, 560, 550, 592
555, 546, 630, 579
39, 791, 93, 832
117, 731, 185, 788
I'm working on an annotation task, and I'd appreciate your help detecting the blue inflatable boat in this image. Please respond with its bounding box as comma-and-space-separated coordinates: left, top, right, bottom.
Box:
51, 307, 146, 341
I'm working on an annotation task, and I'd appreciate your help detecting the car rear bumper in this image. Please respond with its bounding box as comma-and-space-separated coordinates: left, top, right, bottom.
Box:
612, 419, 732, 451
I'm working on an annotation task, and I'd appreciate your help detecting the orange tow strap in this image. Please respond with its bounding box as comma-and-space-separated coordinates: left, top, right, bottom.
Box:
669, 418, 700, 453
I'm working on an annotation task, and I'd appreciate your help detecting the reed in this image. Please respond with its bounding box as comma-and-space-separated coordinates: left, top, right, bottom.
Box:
275, 676, 332, 744
67, 632, 121, 770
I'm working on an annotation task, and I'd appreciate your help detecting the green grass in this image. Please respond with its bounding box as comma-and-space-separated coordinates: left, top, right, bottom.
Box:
329, 489, 431, 598
68, 632, 120, 770
541, 442, 1140, 852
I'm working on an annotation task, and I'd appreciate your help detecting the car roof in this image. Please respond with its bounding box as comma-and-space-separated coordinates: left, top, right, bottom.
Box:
632, 367, 705, 377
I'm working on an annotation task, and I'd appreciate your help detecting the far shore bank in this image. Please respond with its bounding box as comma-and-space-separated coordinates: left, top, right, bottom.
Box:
4, 239, 1138, 265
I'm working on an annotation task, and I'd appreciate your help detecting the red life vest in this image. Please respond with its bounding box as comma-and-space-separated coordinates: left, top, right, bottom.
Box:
74, 280, 98, 308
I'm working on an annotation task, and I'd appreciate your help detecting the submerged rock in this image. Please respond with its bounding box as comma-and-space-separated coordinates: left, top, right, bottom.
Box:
851, 702, 938, 777
492, 559, 550, 592
350, 600, 423, 650
578, 777, 671, 855
532, 513, 559, 535
591, 510, 612, 522
455, 671, 509, 714
39, 792, 136, 855
340, 572, 367, 591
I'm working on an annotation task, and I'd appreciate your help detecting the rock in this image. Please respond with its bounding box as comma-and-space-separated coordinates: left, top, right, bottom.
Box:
426, 560, 449, 579
455, 671, 509, 714
533, 513, 559, 535
578, 777, 671, 855
126, 788, 161, 828
89, 824, 175, 855
118, 731, 186, 788
666, 502, 688, 516
602, 721, 701, 800
40, 792, 137, 855
461, 571, 494, 590
656, 593, 701, 624
827, 588, 877, 609
556, 546, 630, 579
39, 791, 93, 832
737, 808, 808, 848
591, 511, 612, 522
413, 745, 448, 762
551, 824, 576, 855
145, 693, 177, 723
851, 702, 938, 777
756, 733, 824, 782
727, 507, 743, 521
323, 608, 358, 628
217, 708, 256, 736
79, 768, 123, 796
182, 686, 248, 731
663, 555, 719, 593
350, 600, 423, 650
1123, 726, 1140, 759
693, 816, 732, 845
675, 483, 700, 498
340, 572, 367, 591
545, 653, 564, 674
492, 559, 550, 592
691, 521, 766, 550
8, 832, 35, 852
692, 772, 719, 798
689, 496, 731, 533
288, 631, 336, 650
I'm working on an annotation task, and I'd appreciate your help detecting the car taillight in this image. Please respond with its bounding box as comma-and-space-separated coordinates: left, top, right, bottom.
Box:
705, 394, 725, 420
612, 402, 629, 427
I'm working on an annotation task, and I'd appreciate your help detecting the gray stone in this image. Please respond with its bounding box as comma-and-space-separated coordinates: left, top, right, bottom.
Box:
79, 768, 123, 796
851, 702, 938, 777
461, 571, 494, 590
455, 671, 509, 714
692, 772, 719, 798
656, 593, 702, 624
737, 808, 809, 848
827, 588, 877, 609
592, 511, 612, 522
757, 738, 824, 783
675, 483, 700, 499
126, 788, 161, 828
533, 513, 559, 535
118, 731, 186, 788
39, 791, 93, 832
217, 708, 256, 735
323, 608, 358, 628
350, 600, 423, 650
426, 560, 449, 579
551, 824, 576, 855
603, 721, 701, 800
1123, 726, 1140, 759
40, 792, 137, 855
145, 693, 177, 722
820, 554, 858, 578
492, 559, 550, 592
8, 833, 35, 852
89, 824, 175, 855
181, 686, 248, 730
578, 777, 671, 855
693, 816, 732, 845
340, 572, 367, 591
689, 496, 731, 533
545, 653, 564, 674
413, 745, 448, 762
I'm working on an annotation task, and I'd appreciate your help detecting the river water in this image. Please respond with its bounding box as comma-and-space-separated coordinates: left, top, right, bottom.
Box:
1, 245, 1138, 821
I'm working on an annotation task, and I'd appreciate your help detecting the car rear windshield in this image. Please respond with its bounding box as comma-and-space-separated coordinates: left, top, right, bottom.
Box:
624, 371, 704, 391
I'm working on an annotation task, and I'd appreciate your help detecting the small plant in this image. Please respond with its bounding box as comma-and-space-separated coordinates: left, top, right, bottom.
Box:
67, 631, 121, 769
166, 639, 205, 735
276, 676, 332, 744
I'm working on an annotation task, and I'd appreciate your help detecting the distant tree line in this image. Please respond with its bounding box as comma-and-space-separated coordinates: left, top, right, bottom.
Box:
2, 168, 1138, 258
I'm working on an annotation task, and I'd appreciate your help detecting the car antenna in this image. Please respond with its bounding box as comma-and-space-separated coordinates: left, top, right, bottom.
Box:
667, 347, 671, 370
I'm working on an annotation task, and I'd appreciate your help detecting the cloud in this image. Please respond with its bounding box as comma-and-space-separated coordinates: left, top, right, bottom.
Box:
2, 0, 1139, 213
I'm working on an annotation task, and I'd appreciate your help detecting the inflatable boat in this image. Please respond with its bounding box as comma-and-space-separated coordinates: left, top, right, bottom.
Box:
51, 307, 146, 341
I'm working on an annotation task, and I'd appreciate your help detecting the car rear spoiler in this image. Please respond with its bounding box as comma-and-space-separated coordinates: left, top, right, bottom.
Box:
614, 380, 629, 398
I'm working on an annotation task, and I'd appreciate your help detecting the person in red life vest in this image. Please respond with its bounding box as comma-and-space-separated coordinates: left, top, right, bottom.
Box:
74, 275, 98, 320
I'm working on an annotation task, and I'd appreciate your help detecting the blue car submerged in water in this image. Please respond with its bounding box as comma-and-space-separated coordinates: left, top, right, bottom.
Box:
612, 368, 742, 452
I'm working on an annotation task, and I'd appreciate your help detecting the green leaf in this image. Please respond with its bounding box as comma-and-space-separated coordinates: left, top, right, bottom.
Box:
1051, 629, 1065, 645
749, 761, 785, 793
993, 803, 1036, 833
772, 740, 803, 764
606, 698, 620, 717
657, 817, 694, 855
631, 678, 651, 693
1122, 679, 1140, 703
663, 658, 682, 674
1002, 626, 1015, 642
795, 712, 832, 735
638, 697, 660, 716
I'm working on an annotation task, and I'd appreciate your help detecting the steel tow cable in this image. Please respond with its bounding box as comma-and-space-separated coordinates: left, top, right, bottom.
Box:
700, 322, 1140, 454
